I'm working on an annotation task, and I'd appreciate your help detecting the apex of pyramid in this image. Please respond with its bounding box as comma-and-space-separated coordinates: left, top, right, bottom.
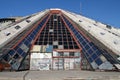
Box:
50, 8, 62, 10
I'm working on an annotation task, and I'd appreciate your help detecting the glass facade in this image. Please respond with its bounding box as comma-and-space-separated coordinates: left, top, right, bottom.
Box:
31, 14, 81, 70
61, 15, 119, 70
1, 15, 50, 70
34, 14, 80, 50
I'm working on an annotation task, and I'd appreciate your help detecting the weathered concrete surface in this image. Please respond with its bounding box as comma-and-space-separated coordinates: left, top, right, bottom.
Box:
25, 70, 120, 80
0, 70, 120, 80
0, 71, 28, 80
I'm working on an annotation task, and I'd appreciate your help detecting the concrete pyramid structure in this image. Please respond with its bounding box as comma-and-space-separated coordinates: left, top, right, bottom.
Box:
0, 8, 120, 71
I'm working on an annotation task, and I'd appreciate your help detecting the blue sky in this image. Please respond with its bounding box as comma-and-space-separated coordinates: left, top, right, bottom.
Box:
0, 0, 120, 28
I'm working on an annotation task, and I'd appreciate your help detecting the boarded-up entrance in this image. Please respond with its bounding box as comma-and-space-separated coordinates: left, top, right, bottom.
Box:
30, 53, 52, 70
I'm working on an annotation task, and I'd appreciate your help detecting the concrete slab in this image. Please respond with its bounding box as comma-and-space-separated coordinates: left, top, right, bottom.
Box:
25, 70, 120, 80
0, 71, 28, 80
0, 70, 120, 80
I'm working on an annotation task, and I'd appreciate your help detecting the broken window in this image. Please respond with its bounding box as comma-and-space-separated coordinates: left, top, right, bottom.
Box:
15, 25, 21, 30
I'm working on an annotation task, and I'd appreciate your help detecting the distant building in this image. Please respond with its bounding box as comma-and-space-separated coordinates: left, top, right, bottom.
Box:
0, 9, 120, 71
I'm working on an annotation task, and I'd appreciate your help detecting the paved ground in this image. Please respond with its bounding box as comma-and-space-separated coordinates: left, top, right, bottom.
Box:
0, 70, 120, 80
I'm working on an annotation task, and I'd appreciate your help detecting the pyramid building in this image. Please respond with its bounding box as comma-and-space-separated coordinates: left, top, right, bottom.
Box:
0, 8, 120, 71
